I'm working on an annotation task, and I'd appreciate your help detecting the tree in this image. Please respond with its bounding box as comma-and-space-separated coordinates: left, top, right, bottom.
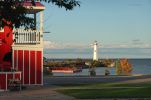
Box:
0, 0, 80, 29
116, 59, 132, 75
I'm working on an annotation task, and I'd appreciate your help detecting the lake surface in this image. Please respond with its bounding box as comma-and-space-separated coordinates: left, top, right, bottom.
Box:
52, 59, 151, 76
44, 48, 151, 76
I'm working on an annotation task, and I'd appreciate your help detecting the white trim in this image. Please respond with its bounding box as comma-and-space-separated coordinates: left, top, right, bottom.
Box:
40, 11, 44, 85
40, 11, 43, 32
26, 6, 45, 11
6, 74, 7, 91
20, 72, 21, 82
12, 50, 14, 69
40, 11, 43, 46
29, 50, 30, 85
23, 50, 24, 85
12, 46, 43, 51
0, 72, 21, 74
35, 51, 37, 84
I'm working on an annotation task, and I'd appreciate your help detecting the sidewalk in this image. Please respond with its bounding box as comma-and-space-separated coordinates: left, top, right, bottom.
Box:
0, 85, 75, 100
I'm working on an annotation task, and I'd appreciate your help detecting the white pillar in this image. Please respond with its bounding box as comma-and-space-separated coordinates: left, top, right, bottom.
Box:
40, 11, 43, 46
93, 41, 98, 61
12, 50, 14, 69
40, 11, 44, 85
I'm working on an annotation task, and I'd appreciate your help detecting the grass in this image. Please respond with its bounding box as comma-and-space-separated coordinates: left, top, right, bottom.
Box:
56, 83, 151, 99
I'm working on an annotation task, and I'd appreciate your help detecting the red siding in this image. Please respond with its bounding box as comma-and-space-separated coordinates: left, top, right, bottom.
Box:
14, 50, 17, 69
14, 73, 21, 80
0, 72, 21, 90
0, 74, 6, 90
12, 50, 43, 85
30, 51, 35, 84
24, 50, 29, 84
7, 74, 13, 80
18, 50, 23, 83
36, 51, 42, 84
7, 74, 13, 88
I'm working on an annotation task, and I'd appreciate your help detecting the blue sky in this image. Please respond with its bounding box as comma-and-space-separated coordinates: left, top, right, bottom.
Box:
40, 0, 151, 50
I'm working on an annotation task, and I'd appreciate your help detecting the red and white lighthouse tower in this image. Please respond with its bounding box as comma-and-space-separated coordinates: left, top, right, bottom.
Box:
0, 1, 45, 90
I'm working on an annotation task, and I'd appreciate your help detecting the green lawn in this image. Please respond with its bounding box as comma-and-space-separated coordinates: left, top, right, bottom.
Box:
56, 83, 151, 99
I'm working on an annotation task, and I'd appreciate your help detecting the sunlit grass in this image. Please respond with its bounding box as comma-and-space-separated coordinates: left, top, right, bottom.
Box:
56, 83, 151, 99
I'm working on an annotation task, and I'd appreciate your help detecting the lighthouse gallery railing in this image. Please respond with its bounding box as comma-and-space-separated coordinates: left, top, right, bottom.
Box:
14, 29, 41, 44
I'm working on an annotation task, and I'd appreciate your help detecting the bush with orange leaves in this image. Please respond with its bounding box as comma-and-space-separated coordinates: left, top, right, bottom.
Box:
116, 59, 132, 75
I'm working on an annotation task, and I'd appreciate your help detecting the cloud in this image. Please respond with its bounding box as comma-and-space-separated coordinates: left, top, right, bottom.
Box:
102, 39, 151, 49
132, 39, 143, 45
102, 43, 130, 48
44, 40, 151, 49
43, 41, 60, 49
43, 40, 88, 49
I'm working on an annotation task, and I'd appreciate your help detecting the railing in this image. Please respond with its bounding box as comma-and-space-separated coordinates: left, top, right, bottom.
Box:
14, 29, 41, 44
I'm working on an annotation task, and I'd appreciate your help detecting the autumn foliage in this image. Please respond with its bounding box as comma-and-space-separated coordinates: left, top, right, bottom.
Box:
116, 59, 132, 75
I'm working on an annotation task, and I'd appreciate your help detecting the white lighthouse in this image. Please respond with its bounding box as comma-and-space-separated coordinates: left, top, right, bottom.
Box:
93, 40, 98, 61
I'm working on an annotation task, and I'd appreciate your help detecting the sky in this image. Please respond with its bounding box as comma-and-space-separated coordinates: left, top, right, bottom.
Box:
40, 0, 151, 58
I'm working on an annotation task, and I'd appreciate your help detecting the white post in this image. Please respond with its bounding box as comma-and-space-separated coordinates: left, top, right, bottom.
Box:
12, 50, 14, 69
40, 11, 43, 46
40, 11, 44, 85
93, 41, 98, 61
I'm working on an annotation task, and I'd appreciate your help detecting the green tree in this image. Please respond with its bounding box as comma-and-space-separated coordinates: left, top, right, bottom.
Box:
0, 0, 80, 29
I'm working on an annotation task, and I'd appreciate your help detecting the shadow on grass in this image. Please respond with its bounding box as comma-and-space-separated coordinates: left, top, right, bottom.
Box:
57, 88, 151, 99
56, 83, 151, 99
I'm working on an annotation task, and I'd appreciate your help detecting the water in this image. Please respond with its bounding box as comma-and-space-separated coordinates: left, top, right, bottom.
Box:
52, 59, 151, 76
44, 48, 151, 76
129, 59, 151, 75
44, 48, 151, 59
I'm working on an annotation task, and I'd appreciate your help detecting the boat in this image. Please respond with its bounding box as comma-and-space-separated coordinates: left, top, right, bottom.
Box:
50, 67, 82, 73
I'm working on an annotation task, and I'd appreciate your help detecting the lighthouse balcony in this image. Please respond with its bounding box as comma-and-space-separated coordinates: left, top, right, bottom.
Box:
13, 29, 42, 45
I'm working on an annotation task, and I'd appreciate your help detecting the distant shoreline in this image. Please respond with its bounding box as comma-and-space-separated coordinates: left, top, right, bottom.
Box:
45, 58, 151, 61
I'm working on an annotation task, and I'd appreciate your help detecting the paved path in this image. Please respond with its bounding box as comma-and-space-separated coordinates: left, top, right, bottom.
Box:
0, 85, 75, 100
44, 75, 151, 85
0, 75, 151, 100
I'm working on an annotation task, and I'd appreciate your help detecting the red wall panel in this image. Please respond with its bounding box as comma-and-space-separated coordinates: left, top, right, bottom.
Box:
7, 74, 13, 88
0, 72, 21, 90
24, 50, 29, 84
36, 51, 42, 84
30, 51, 35, 84
7, 74, 13, 80
0, 74, 6, 90
12, 50, 43, 85
14, 73, 21, 80
18, 50, 23, 83
14, 50, 17, 69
